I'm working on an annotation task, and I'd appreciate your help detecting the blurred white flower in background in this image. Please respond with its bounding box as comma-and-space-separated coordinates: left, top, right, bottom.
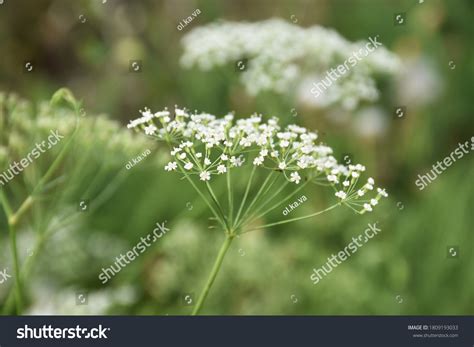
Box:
396, 56, 443, 107
352, 106, 389, 139
27, 285, 137, 315
298, 74, 339, 109
181, 19, 400, 110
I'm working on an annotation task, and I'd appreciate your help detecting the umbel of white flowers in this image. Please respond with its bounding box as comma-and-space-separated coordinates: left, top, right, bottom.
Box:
128, 107, 388, 214
180, 19, 400, 110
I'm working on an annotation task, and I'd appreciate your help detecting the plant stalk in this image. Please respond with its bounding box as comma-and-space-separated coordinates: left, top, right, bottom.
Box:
192, 234, 234, 315
8, 222, 23, 313
244, 203, 341, 233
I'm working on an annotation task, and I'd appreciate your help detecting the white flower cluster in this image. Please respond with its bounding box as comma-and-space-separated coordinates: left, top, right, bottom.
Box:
180, 19, 400, 110
128, 107, 388, 214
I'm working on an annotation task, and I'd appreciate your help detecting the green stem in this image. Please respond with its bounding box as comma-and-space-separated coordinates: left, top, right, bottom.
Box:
249, 179, 289, 220
236, 171, 275, 229
243, 174, 313, 228
226, 168, 233, 226
179, 168, 225, 230
0, 189, 13, 218
192, 235, 234, 315
205, 182, 230, 231
8, 222, 23, 314
233, 165, 256, 227
8, 196, 33, 227
243, 203, 341, 233
6, 118, 79, 228
0, 190, 23, 313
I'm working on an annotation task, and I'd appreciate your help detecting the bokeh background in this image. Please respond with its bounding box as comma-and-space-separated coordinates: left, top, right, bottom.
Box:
0, 0, 473, 315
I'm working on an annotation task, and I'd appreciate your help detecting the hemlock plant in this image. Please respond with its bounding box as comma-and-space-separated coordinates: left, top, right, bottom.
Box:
128, 107, 388, 314
0, 90, 154, 314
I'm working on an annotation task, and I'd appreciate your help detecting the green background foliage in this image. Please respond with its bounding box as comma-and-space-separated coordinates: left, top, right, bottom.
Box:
0, 0, 472, 314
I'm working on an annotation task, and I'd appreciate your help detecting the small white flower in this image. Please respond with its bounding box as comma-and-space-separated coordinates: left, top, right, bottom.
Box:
126, 120, 138, 129
144, 125, 157, 135
165, 162, 177, 171
200, 171, 211, 181
230, 156, 244, 167
327, 174, 338, 183
324, 161, 334, 169
297, 160, 307, 169
130, 105, 389, 216
154, 110, 170, 118
141, 108, 153, 121
253, 156, 264, 166
175, 108, 187, 117
290, 172, 301, 184
171, 147, 181, 156
240, 137, 252, 147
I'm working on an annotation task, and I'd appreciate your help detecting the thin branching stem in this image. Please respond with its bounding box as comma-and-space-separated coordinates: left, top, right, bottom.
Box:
233, 165, 256, 228
237, 171, 275, 228
226, 167, 233, 226
248, 178, 288, 219
205, 182, 230, 231
241, 173, 313, 229
242, 203, 341, 233
178, 164, 225, 230
0, 190, 23, 313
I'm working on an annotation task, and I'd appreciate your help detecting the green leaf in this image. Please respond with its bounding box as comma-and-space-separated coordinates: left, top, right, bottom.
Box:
49, 88, 79, 111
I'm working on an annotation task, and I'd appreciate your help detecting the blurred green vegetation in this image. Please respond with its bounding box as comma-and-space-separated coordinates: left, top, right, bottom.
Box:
0, 0, 473, 315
